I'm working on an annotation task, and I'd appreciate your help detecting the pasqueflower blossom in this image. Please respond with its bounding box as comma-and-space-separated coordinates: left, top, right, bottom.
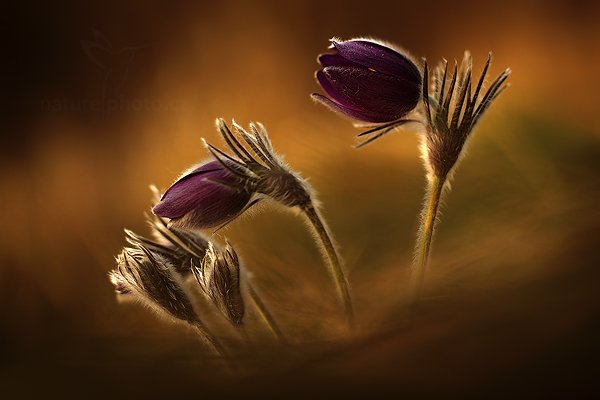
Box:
312, 38, 422, 125
153, 160, 252, 229
153, 119, 312, 230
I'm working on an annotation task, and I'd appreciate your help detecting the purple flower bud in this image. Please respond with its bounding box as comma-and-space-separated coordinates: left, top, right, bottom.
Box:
312, 38, 422, 123
153, 160, 252, 229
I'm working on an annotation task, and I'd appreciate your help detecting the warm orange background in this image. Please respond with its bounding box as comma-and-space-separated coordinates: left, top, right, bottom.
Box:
2, 0, 600, 397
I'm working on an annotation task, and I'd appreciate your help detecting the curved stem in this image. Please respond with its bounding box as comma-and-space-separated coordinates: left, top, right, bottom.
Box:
191, 321, 234, 372
302, 203, 355, 328
247, 283, 287, 344
410, 174, 446, 305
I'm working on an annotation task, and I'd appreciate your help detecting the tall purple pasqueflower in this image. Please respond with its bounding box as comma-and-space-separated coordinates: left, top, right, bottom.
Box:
153, 160, 252, 229
312, 38, 422, 146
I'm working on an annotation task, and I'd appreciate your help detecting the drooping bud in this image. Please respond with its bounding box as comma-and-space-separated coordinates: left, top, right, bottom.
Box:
111, 246, 199, 323
193, 242, 245, 325
153, 160, 253, 229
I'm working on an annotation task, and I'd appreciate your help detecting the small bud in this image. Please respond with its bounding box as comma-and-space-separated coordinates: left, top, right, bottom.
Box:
193, 242, 245, 325
112, 246, 199, 324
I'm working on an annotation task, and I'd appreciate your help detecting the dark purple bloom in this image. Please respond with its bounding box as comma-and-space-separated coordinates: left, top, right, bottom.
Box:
153, 160, 252, 229
312, 39, 422, 124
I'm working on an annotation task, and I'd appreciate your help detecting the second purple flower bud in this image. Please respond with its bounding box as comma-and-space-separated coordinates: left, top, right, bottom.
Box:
153, 160, 253, 229
153, 119, 312, 231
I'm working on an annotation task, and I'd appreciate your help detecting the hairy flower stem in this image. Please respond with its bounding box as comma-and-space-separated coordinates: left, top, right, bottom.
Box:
247, 284, 287, 344
192, 321, 232, 369
410, 174, 446, 306
192, 320, 239, 374
302, 203, 355, 328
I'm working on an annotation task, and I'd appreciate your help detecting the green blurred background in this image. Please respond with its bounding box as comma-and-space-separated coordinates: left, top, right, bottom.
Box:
2, 0, 600, 397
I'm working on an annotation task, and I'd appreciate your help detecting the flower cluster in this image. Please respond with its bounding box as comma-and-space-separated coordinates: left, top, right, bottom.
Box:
110, 35, 511, 367
114, 207, 248, 325
152, 118, 354, 325
111, 204, 286, 348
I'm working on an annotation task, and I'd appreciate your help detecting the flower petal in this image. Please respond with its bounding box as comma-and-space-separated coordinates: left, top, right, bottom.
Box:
311, 93, 392, 123
316, 69, 363, 110
332, 40, 422, 84
318, 53, 361, 68
320, 66, 421, 122
153, 160, 251, 228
